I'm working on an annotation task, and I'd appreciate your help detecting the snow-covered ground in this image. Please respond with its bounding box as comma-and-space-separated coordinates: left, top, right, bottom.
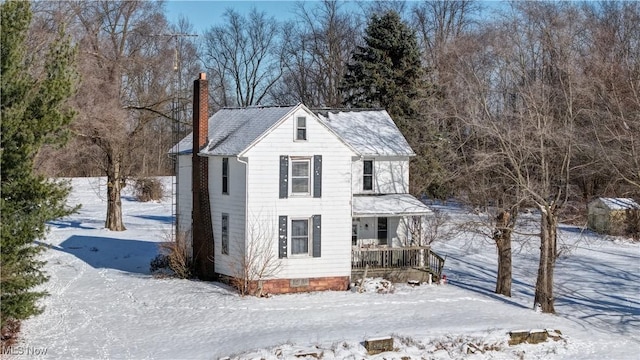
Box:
13, 177, 640, 359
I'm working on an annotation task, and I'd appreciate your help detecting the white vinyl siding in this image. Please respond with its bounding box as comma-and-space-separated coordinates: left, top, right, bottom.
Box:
244, 107, 355, 279
209, 156, 246, 277
176, 154, 193, 258
352, 156, 410, 195
176, 154, 192, 235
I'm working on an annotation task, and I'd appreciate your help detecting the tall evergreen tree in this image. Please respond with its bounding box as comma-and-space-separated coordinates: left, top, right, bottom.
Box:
340, 10, 449, 198
1, 0, 78, 335
340, 11, 422, 118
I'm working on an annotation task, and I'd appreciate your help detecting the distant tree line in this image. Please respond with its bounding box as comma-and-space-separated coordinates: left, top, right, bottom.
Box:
30, 0, 637, 217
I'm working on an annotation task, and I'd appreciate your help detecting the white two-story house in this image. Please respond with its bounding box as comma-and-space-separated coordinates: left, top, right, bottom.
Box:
171, 74, 443, 294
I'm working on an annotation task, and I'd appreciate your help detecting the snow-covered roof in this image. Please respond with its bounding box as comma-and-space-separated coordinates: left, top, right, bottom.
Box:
352, 194, 432, 217
169, 106, 414, 157
595, 198, 640, 210
316, 109, 415, 157
169, 105, 298, 156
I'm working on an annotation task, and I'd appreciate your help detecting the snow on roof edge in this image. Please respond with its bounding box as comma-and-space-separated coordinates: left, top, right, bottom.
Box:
596, 197, 640, 210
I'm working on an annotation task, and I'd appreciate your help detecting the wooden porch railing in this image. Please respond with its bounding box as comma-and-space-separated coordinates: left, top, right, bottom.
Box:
351, 246, 445, 278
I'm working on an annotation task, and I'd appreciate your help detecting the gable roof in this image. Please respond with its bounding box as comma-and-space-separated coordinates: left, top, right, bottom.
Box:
315, 109, 415, 157
169, 105, 298, 156
169, 105, 414, 157
592, 198, 640, 211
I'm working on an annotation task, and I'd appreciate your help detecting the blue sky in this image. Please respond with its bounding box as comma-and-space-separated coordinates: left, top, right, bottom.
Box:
164, 1, 305, 34
164, 1, 506, 36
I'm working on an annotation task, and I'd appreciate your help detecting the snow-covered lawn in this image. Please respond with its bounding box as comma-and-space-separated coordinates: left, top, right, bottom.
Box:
13, 177, 640, 359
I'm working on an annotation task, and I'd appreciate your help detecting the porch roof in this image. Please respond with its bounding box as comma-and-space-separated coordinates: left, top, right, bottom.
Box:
352, 194, 432, 217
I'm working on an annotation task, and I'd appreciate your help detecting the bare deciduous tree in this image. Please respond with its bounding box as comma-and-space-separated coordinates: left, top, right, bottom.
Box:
454, 2, 586, 312
582, 1, 640, 194
202, 8, 282, 107
361, 0, 409, 18
405, 210, 460, 247
69, 0, 174, 230
228, 216, 282, 297
412, 0, 480, 74
275, 0, 360, 107
404, 1, 481, 199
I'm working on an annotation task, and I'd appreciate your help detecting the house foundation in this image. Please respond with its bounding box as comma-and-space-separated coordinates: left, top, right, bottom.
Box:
219, 275, 351, 295
259, 276, 350, 294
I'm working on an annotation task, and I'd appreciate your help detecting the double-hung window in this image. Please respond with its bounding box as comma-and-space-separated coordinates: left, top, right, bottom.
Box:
278, 215, 321, 259
290, 219, 309, 255
279, 155, 321, 199
221, 213, 229, 255
296, 117, 307, 141
363, 160, 374, 191
222, 157, 229, 194
291, 158, 310, 195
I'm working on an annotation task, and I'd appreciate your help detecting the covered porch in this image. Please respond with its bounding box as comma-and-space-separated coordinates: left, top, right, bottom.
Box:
351, 246, 445, 282
351, 194, 445, 282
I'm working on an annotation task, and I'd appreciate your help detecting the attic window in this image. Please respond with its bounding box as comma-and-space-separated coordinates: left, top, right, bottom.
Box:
296, 117, 307, 141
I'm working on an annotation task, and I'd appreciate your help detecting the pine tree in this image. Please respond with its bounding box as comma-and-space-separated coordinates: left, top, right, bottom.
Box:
340, 11, 422, 118
1, 1, 78, 335
340, 11, 450, 198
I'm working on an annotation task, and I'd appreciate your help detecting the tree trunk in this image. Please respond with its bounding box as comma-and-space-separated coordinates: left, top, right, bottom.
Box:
105, 159, 126, 231
494, 210, 513, 297
534, 205, 557, 313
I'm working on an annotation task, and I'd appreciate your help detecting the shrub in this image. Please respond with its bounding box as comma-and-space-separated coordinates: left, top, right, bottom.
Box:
133, 177, 164, 202
149, 254, 170, 273
157, 231, 192, 279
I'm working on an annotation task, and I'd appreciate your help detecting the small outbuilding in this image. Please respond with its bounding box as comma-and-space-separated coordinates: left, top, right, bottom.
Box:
588, 198, 640, 236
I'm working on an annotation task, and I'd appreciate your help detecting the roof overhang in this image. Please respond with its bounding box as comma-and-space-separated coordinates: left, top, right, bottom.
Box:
352, 194, 432, 217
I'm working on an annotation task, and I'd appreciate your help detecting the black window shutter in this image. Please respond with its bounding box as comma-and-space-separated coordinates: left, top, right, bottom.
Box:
279, 155, 288, 199
313, 155, 322, 198
278, 215, 288, 258
312, 214, 321, 257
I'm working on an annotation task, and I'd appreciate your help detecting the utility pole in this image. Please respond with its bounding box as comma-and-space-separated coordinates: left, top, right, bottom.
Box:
152, 32, 197, 239
152, 33, 198, 132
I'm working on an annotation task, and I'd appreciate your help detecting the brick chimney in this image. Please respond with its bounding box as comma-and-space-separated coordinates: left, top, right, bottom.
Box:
192, 72, 215, 280
193, 73, 208, 155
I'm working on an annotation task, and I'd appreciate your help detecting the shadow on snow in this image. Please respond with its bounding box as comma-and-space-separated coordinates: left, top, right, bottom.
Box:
131, 214, 174, 225
48, 219, 100, 230
444, 253, 531, 310
44, 235, 159, 275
